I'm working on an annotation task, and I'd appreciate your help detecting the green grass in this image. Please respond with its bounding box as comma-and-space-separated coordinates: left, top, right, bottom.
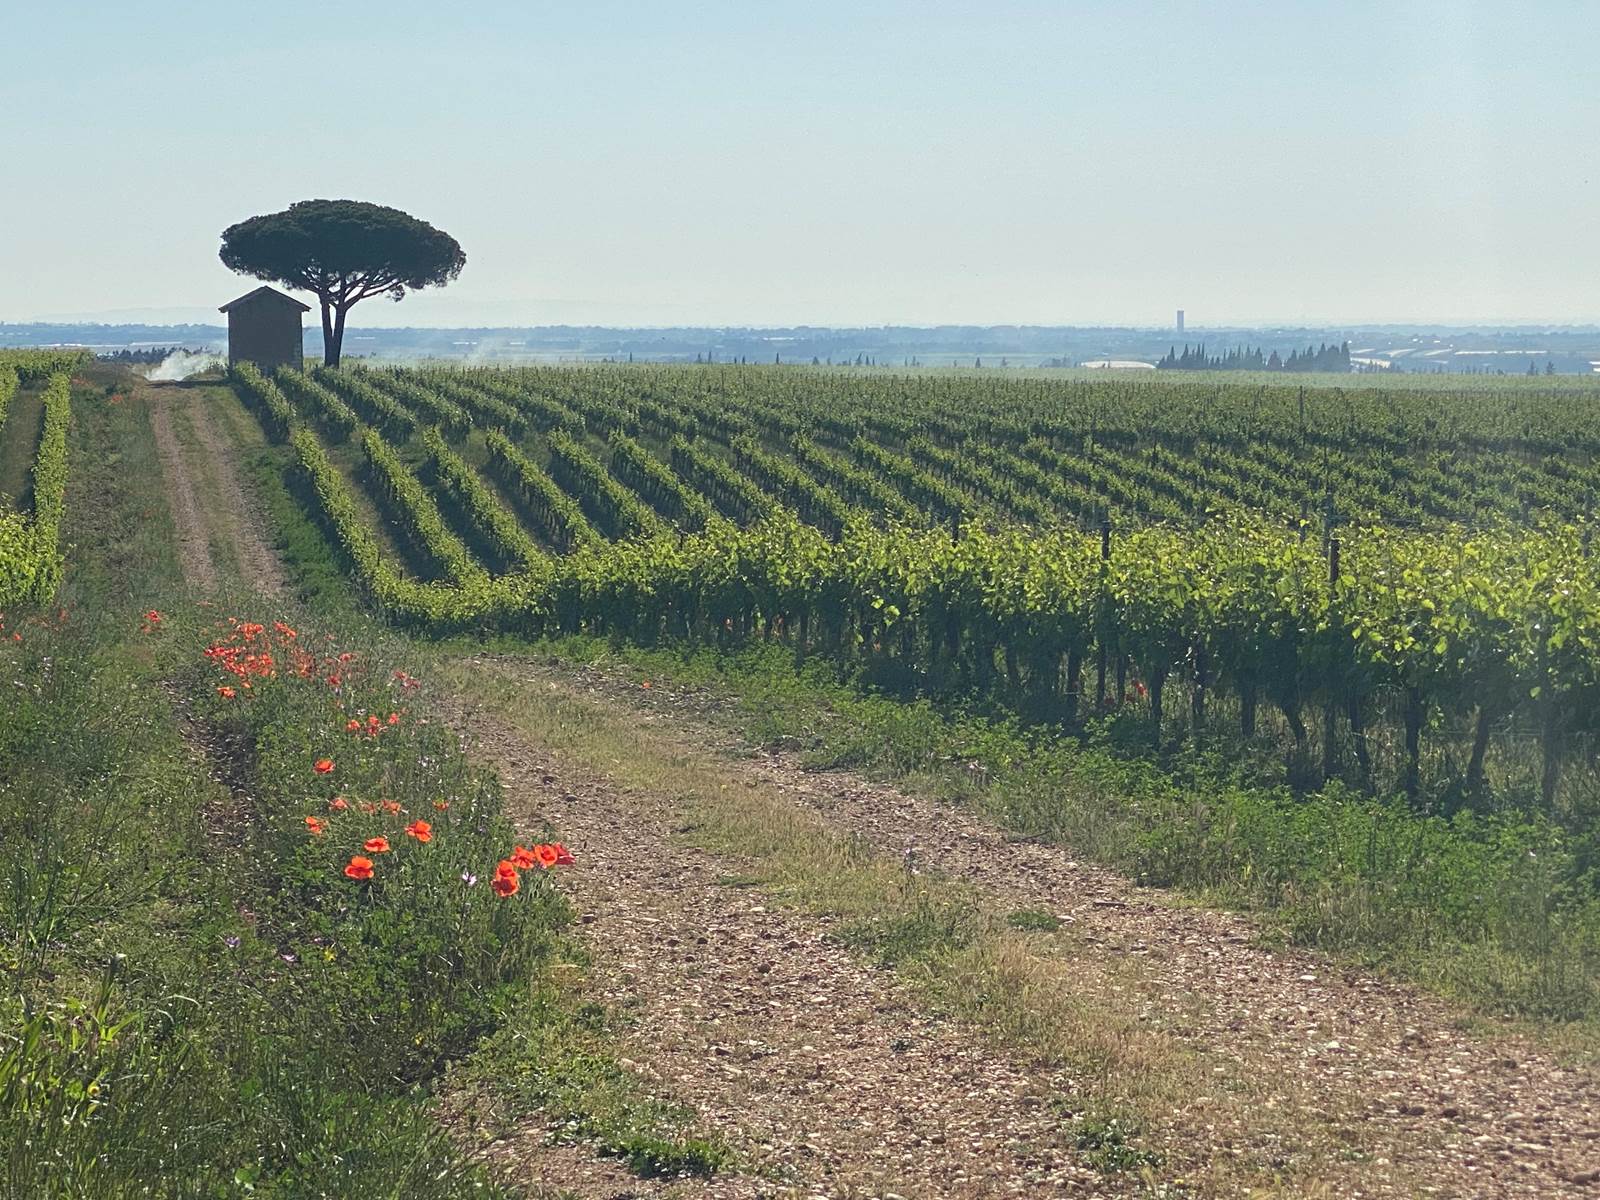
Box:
0, 377, 725, 1196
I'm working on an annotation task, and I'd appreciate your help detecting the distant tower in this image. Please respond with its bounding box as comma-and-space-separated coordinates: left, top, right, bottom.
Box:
1176, 309, 1185, 334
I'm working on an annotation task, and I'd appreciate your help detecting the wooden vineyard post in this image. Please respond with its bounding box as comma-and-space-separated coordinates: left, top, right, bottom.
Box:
1323, 534, 1341, 782
1095, 518, 1111, 708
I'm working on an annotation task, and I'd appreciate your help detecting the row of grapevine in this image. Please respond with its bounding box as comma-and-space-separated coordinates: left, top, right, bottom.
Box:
421, 428, 548, 576
668, 435, 776, 525
274, 407, 1600, 805
275, 368, 357, 441
482, 429, 599, 553
608, 433, 714, 531
360, 429, 487, 587
545, 431, 661, 540
0, 349, 90, 383
0, 364, 16, 434
229, 363, 295, 442
361, 369, 472, 436
0, 373, 72, 605
314, 366, 416, 441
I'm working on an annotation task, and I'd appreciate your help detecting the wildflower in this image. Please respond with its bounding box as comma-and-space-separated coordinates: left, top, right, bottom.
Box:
381, 799, 402, 814
641, 679, 651, 689
346, 719, 361, 732
405, 820, 432, 843
491, 862, 519, 897
224, 935, 241, 949
280, 952, 297, 964
461, 870, 478, 886
328, 796, 349, 811
533, 844, 560, 869
509, 845, 538, 871
551, 842, 575, 866
314, 758, 334, 775
217, 686, 236, 699
343, 856, 374, 879
433, 800, 449, 811
387, 712, 399, 725
363, 837, 391, 854
305, 815, 327, 836
144, 610, 162, 625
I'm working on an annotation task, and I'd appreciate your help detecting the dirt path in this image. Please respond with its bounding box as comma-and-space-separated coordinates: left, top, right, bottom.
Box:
456, 656, 1600, 1199
147, 382, 287, 595
456, 703, 1111, 1199
149, 387, 217, 590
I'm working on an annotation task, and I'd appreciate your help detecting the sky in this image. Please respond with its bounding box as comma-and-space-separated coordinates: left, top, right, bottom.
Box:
3, 0, 1598, 329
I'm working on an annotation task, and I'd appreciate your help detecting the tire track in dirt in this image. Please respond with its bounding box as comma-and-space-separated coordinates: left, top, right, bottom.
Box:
147, 382, 287, 596
446, 699, 1115, 1200
149, 387, 218, 590
183, 386, 289, 596
465, 656, 1600, 1200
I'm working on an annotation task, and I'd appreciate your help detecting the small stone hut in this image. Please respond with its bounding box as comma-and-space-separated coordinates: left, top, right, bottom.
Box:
220, 285, 309, 371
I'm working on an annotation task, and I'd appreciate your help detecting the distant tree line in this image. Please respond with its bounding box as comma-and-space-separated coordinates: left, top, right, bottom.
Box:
95, 346, 195, 364
1157, 341, 1352, 372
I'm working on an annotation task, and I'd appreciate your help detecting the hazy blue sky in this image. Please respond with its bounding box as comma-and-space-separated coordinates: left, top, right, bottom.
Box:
4, 1, 1597, 327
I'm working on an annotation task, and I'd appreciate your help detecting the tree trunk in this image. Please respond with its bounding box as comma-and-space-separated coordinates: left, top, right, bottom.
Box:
1240, 673, 1258, 737
327, 303, 349, 367
1348, 694, 1372, 791
1541, 699, 1563, 809
1403, 687, 1424, 806
320, 299, 336, 368
1065, 648, 1082, 724
1149, 667, 1168, 750
1322, 690, 1339, 783
1466, 704, 1494, 792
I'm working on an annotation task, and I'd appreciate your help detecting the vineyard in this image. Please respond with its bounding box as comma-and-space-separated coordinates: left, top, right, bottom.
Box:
233, 362, 1600, 812
0, 350, 86, 607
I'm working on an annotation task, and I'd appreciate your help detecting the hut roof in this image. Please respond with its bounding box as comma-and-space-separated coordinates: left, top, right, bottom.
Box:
219, 285, 311, 314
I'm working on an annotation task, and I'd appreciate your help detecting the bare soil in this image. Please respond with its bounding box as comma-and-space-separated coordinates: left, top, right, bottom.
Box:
450, 700, 1115, 1199
149, 386, 217, 590
147, 382, 287, 595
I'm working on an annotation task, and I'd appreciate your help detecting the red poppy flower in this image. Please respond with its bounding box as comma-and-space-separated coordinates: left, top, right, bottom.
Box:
359, 801, 377, 814
432, 800, 449, 811
387, 712, 400, 725
314, 758, 334, 775
328, 796, 349, 811
405, 820, 432, 843
533, 844, 560, 869
346, 719, 361, 733
217, 686, 236, 699
305, 816, 327, 836
509, 845, 537, 871
381, 799, 402, 814
344, 856, 374, 879
491, 862, 519, 897
144, 610, 162, 624
550, 842, 575, 866
363, 837, 391, 854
